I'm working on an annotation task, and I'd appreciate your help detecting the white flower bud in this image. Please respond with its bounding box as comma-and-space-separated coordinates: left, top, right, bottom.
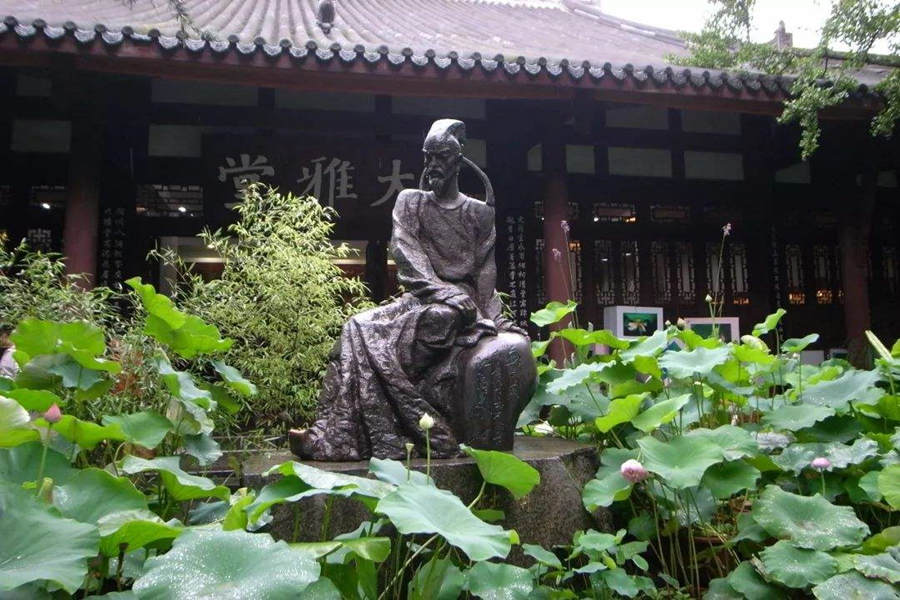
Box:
418, 413, 435, 431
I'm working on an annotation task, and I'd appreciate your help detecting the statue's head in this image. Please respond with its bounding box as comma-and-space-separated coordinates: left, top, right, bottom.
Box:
422, 119, 465, 197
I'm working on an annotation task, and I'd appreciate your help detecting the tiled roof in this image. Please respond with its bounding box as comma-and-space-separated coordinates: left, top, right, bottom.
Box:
0, 0, 887, 95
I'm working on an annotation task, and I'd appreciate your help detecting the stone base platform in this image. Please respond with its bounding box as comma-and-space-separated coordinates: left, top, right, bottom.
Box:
238, 436, 609, 550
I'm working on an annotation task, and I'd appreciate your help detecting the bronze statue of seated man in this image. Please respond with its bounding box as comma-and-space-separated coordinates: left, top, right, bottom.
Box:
290, 119, 536, 461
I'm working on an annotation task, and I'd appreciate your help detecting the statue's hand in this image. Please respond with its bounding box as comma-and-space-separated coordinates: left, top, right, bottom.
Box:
444, 293, 477, 327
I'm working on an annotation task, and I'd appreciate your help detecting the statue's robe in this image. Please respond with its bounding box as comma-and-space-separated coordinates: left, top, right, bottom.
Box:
298, 189, 519, 460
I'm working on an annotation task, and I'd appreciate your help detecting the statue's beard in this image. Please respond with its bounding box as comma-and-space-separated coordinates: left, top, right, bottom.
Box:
426, 171, 447, 194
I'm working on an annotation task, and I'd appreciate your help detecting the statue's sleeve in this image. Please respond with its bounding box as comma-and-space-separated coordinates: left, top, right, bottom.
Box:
473, 202, 514, 328
390, 190, 460, 303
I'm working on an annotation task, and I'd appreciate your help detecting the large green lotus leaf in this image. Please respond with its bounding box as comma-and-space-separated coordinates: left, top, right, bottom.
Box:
375, 482, 513, 561
803, 370, 882, 412
126, 277, 186, 329
595, 394, 644, 433
556, 328, 628, 350
782, 334, 820, 354
211, 360, 257, 397
547, 362, 613, 395
752, 308, 786, 336
751, 485, 869, 550
0, 395, 37, 447
182, 433, 223, 467
407, 557, 465, 600
461, 446, 540, 500
120, 455, 230, 501
0, 442, 75, 485
853, 551, 900, 584
156, 357, 214, 408
763, 404, 835, 431
773, 438, 880, 473
101, 412, 172, 450
34, 414, 126, 450
522, 544, 563, 568
269, 461, 394, 502
530, 300, 577, 327
11, 319, 107, 361
620, 330, 669, 362
879, 465, 900, 509
637, 435, 724, 489
2, 388, 62, 412
132, 528, 320, 599
812, 571, 900, 600
369, 457, 433, 486
705, 577, 745, 600
631, 394, 690, 433
863, 526, 900, 554
97, 509, 183, 557
53, 468, 147, 524
465, 561, 533, 600
0, 481, 99, 594
726, 561, 787, 600
733, 344, 776, 365
659, 346, 731, 379
245, 476, 323, 523
582, 450, 635, 510
686, 426, 757, 461
759, 540, 837, 588
701, 460, 760, 499
798, 415, 863, 443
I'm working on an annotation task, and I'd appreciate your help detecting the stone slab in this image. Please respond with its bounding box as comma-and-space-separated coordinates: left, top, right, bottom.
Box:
238, 436, 610, 552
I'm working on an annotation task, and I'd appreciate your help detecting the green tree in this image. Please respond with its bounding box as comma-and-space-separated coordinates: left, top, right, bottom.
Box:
160, 185, 372, 433
675, 0, 899, 158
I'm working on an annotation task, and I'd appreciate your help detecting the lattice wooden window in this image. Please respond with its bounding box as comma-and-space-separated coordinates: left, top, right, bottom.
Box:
785, 244, 806, 305
621, 241, 640, 304
137, 184, 204, 218
594, 240, 615, 305
534, 200, 580, 221
674, 241, 696, 303
650, 204, 690, 224
813, 244, 836, 304
730, 242, 750, 305
27, 228, 52, 252
29, 185, 65, 210
651, 241, 673, 304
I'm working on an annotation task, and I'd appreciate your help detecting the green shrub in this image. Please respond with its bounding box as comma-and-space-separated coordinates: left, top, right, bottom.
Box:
159, 185, 372, 433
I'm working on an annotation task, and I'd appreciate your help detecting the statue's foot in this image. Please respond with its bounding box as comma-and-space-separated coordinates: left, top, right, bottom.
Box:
289, 427, 362, 461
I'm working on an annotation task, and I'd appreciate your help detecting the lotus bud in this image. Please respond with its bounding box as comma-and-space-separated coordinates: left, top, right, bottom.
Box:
676, 317, 686, 329
722, 223, 732, 236
705, 294, 713, 303
43, 403, 62, 424
620, 459, 649, 483
404, 442, 414, 453
811, 457, 831, 471
418, 413, 435, 431
665, 320, 672, 327
740, 335, 769, 351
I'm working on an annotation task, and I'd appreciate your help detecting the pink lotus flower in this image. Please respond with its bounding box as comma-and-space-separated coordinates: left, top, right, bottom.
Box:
620, 459, 649, 483
722, 223, 732, 236
811, 457, 831, 471
43, 403, 62, 424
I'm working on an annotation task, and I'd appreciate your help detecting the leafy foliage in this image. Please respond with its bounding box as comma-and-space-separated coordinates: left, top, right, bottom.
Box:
156, 184, 372, 431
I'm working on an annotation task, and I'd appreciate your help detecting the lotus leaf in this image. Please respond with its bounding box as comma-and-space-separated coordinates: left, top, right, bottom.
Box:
631, 394, 690, 433
812, 571, 900, 600
752, 309, 786, 336
212, 360, 258, 396
523, 544, 562, 568
763, 404, 835, 431
751, 485, 869, 550
595, 394, 644, 432
2, 389, 62, 412
547, 362, 613, 395
773, 438, 880, 473
369, 457, 433, 486
407, 557, 465, 600
0, 442, 75, 485
0, 482, 99, 594
637, 435, 724, 489
120, 455, 230, 501
582, 448, 637, 509
132, 528, 320, 598
97, 509, 182, 557
725, 561, 787, 599
620, 330, 669, 362
659, 346, 731, 379
803, 370, 882, 411
461, 445, 540, 499
53, 468, 147, 524
759, 540, 837, 588
879, 464, 900, 509
466, 561, 533, 600
701, 460, 761, 499
687, 426, 758, 460
853, 551, 900, 584
376, 482, 514, 561
530, 301, 577, 327
101, 411, 172, 449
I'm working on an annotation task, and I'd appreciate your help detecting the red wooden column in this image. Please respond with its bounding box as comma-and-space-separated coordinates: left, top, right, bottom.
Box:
541, 133, 572, 363
839, 170, 876, 367
62, 97, 103, 286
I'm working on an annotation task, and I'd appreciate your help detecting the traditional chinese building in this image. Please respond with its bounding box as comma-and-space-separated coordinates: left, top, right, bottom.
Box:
1, 0, 898, 359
